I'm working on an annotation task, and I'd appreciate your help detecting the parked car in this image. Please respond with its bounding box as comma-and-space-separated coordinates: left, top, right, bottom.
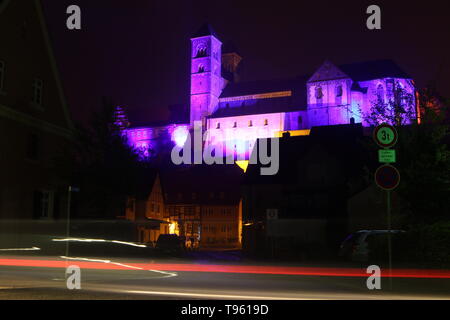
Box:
155, 234, 186, 255
339, 230, 405, 262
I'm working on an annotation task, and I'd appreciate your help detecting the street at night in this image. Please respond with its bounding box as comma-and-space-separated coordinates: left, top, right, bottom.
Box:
1, 0, 449, 311
1, 254, 449, 300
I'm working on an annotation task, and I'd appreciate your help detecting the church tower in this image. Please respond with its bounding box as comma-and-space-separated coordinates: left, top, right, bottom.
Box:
190, 24, 223, 128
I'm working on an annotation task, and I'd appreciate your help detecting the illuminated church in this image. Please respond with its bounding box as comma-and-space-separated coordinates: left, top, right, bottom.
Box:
119, 24, 416, 160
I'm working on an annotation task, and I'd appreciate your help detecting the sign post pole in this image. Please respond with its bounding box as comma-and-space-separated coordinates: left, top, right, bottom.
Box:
387, 189, 392, 289
373, 123, 399, 290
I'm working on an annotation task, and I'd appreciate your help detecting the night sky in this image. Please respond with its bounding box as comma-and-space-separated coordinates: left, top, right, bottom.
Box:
40, 0, 450, 125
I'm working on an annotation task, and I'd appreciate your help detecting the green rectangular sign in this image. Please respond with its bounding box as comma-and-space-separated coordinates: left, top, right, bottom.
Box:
378, 149, 396, 163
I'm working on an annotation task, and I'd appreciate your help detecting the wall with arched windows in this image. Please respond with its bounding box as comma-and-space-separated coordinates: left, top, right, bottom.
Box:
205, 112, 285, 160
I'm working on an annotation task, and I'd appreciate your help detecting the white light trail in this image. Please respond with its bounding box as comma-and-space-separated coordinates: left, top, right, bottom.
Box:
52, 238, 147, 248
0, 247, 41, 251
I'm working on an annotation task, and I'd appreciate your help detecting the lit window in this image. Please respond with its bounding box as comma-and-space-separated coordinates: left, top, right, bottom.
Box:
233, 122, 237, 128
0, 60, 5, 92
216, 122, 220, 129
32, 78, 43, 106
248, 120, 253, 127
264, 119, 268, 126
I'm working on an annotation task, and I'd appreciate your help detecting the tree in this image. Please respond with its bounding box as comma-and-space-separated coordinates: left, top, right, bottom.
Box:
362, 80, 417, 127
394, 87, 450, 225
360, 85, 450, 264
69, 99, 152, 218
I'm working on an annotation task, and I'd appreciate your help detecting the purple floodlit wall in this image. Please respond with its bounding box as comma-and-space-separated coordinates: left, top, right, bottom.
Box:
357, 78, 416, 126
284, 111, 309, 130
307, 79, 356, 127
205, 112, 285, 159
124, 123, 190, 157
119, 30, 418, 161
307, 79, 352, 107
306, 77, 416, 127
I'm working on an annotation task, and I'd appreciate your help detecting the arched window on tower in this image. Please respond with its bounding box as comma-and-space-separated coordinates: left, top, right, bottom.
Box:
196, 46, 207, 58
198, 64, 205, 73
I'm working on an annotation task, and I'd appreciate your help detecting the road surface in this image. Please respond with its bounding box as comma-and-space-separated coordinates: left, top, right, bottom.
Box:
0, 255, 449, 300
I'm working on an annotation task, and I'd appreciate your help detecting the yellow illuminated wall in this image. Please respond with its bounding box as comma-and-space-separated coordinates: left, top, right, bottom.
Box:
275, 129, 311, 137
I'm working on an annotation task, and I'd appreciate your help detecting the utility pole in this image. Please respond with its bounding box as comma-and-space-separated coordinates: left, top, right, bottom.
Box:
387, 190, 392, 289
373, 124, 400, 290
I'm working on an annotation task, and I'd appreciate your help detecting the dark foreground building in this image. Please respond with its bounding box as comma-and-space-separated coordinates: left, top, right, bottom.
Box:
0, 0, 74, 220
241, 124, 371, 259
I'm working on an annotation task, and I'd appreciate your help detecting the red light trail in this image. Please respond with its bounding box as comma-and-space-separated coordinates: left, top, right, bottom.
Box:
0, 257, 449, 279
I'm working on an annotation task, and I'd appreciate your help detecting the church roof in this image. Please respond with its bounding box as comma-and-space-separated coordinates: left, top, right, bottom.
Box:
192, 23, 219, 39
220, 75, 311, 99
339, 59, 411, 81
214, 59, 412, 119
212, 75, 309, 118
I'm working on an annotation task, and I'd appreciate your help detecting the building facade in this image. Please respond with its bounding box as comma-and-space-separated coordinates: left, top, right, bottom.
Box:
120, 24, 417, 161
125, 172, 171, 245
161, 165, 242, 249
0, 0, 74, 220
